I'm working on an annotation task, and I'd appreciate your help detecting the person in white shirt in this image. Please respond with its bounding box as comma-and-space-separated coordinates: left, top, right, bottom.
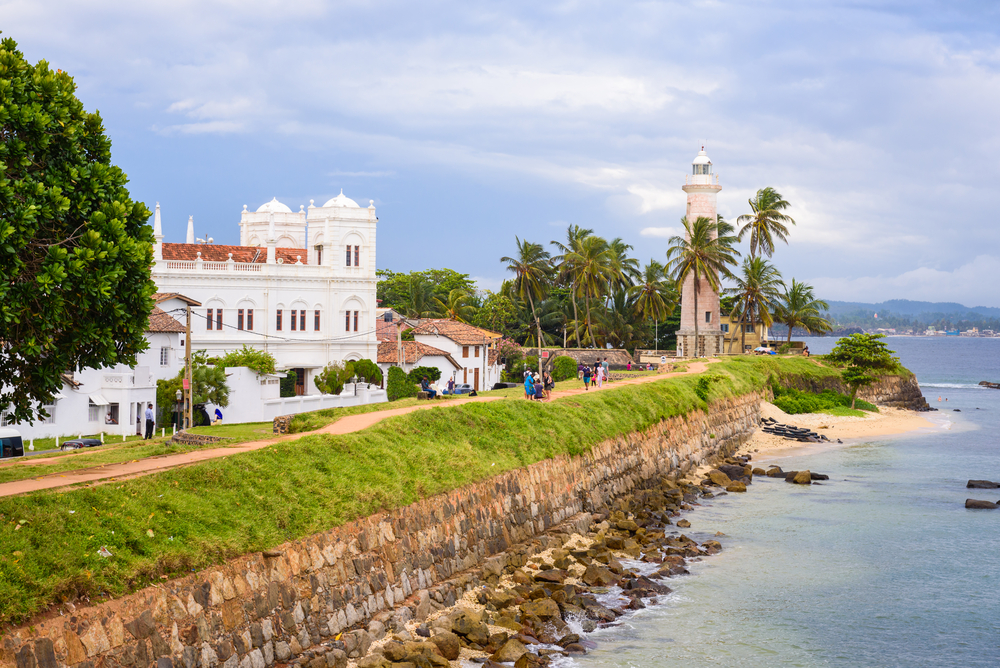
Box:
144, 403, 155, 440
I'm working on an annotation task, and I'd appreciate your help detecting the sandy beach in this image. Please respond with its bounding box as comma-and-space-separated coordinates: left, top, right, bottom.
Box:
737, 401, 942, 462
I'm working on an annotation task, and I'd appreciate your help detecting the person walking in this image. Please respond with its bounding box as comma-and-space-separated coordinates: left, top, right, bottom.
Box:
144, 403, 155, 440
592, 362, 600, 387
602, 357, 609, 382
543, 371, 554, 400
524, 371, 535, 400
597, 364, 604, 388
582, 365, 591, 390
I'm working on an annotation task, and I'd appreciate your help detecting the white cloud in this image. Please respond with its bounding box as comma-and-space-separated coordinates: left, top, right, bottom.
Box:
640, 227, 681, 238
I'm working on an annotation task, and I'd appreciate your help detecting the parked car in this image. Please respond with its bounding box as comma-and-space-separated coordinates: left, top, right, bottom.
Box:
491, 382, 520, 390
0, 428, 24, 459
61, 438, 103, 451
450, 383, 475, 395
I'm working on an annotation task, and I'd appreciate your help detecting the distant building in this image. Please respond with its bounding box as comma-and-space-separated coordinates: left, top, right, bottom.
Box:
408, 320, 503, 391
720, 314, 770, 352
675, 148, 725, 358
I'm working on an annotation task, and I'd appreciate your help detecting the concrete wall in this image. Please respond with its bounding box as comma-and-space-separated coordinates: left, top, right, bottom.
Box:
1, 390, 762, 668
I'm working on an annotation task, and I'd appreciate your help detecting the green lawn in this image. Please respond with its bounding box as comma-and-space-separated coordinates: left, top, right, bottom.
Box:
0, 356, 860, 625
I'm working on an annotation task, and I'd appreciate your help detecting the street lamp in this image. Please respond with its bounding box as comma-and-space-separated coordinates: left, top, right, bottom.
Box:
174, 389, 182, 429
351, 375, 358, 396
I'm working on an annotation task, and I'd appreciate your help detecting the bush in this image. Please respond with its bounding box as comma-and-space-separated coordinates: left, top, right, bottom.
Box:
314, 362, 353, 395
387, 366, 419, 401
218, 345, 277, 376
772, 386, 877, 414
351, 359, 383, 386
551, 356, 578, 382
509, 355, 539, 378
407, 366, 441, 383
280, 370, 297, 398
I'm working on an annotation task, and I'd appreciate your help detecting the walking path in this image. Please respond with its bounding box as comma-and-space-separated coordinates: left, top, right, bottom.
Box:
0, 360, 713, 498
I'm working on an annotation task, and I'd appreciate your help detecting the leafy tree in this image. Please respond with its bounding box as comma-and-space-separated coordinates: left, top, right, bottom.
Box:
773, 279, 832, 343
608, 237, 640, 294
473, 290, 526, 340
155, 351, 229, 425
387, 366, 418, 401
665, 217, 738, 357
0, 37, 156, 423
407, 366, 442, 383
827, 333, 900, 408
501, 237, 552, 378
351, 358, 383, 385
737, 187, 795, 259
563, 235, 615, 347
403, 274, 436, 318
551, 356, 578, 382
217, 345, 276, 375
551, 224, 593, 345
725, 257, 785, 353
630, 259, 678, 328
314, 362, 352, 395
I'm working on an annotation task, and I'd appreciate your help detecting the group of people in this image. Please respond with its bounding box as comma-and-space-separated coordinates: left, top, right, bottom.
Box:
580, 358, 611, 390
524, 369, 554, 400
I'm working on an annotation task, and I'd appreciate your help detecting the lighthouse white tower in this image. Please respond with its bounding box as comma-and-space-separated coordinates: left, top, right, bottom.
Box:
675, 147, 724, 358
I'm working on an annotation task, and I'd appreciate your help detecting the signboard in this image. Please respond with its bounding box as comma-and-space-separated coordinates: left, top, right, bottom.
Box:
541, 351, 549, 359
661, 356, 667, 364
182, 379, 190, 390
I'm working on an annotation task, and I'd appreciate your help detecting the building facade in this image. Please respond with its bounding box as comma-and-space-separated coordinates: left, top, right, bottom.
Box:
152, 191, 379, 395
676, 148, 725, 358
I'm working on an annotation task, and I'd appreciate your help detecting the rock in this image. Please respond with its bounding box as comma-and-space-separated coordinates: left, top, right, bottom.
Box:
965, 499, 999, 509
490, 639, 528, 663
533, 569, 568, 583
415, 591, 431, 621
429, 633, 460, 661
604, 535, 625, 550
520, 599, 560, 619
355, 655, 388, 668
785, 470, 812, 485
514, 653, 543, 668
581, 563, 617, 587
810, 472, 829, 481
580, 620, 597, 633
676, 519, 691, 528
490, 591, 517, 609
415, 625, 430, 638
967, 480, 1000, 489
563, 643, 588, 655
718, 464, 750, 480
706, 470, 732, 487
701, 540, 722, 554
725, 482, 747, 493
752, 467, 766, 476
765, 467, 785, 478
326, 650, 347, 668
557, 634, 580, 648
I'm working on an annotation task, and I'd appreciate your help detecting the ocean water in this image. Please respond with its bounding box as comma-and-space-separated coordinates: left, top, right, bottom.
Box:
561, 337, 1000, 668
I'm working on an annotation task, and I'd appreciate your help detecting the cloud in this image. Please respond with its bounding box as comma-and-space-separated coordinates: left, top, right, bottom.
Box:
640, 227, 681, 238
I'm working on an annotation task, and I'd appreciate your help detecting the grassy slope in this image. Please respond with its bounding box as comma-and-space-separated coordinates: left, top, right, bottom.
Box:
0, 357, 848, 626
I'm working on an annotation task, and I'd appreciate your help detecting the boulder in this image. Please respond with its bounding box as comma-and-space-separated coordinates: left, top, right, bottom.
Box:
810, 472, 829, 481
784, 470, 812, 485
533, 569, 568, 583
490, 639, 528, 664
718, 464, 750, 480
490, 590, 517, 609
725, 481, 747, 493
965, 499, 999, 509
429, 633, 460, 661
581, 563, 617, 587
382, 642, 408, 662
967, 480, 1000, 489
752, 467, 766, 476
706, 470, 733, 487
520, 598, 560, 620
765, 467, 785, 478
514, 653, 543, 668
676, 519, 691, 528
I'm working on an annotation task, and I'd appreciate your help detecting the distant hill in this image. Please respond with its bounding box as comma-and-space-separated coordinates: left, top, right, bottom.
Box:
824, 300, 1000, 320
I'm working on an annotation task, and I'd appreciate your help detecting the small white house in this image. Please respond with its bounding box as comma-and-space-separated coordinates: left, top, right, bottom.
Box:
376, 341, 461, 385
408, 320, 503, 391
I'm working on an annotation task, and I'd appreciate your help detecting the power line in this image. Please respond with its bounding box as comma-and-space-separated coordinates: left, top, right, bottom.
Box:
162, 307, 378, 343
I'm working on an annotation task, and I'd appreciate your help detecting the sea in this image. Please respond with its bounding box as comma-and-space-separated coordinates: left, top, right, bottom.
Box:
555, 336, 1000, 668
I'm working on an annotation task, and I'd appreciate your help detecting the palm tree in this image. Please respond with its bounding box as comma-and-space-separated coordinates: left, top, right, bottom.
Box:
551, 225, 593, 346
737, 187, 795, 259
665, 217, 738, 357
774, 279, 832, 343
629, 260, 678, 340
432, 289, 477, 323
725, 257, 785, 353
608, 237, 641, 295
564, 235, 615, 348
404, 274, 436, 318
501, 238, 552, 376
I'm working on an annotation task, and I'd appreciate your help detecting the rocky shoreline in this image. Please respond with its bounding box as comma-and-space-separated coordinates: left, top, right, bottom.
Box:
280, 455, 772, 668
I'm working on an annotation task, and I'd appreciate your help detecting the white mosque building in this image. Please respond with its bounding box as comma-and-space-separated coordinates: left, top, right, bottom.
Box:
152, 190, 379, 395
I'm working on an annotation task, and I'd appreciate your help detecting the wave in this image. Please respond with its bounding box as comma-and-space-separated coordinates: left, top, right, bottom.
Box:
920, 383, 989, 389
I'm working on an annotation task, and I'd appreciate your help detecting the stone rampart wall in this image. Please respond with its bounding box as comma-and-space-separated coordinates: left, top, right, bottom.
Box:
780, 373, 930, 410
2, 391, 762, 668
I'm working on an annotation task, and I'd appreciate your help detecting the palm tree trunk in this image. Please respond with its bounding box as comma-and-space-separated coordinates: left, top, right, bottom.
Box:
526, 291, 544, 378
570, 281, 580, 345
585, 293, 598, 348
692, 270, 699, 358
740, 309, 746, 353
787, 321, 793, 345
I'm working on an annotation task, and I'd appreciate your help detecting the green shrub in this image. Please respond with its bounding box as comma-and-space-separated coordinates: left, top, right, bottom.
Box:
551, 356, 578, 382
314, 362, 353, 395
351, 359, 383, 386
280, 370, 297, 398
387, 366, 418, 401
510, 355, 539, 378
218, 345, 277, 376
407, 366, 441, 383
772, 386, 878, 414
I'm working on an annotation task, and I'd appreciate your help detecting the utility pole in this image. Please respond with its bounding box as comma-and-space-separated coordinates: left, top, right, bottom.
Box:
185, 305, 193, 429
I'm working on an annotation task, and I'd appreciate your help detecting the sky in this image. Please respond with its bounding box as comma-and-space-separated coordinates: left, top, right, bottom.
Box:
4, 0, 1000, 306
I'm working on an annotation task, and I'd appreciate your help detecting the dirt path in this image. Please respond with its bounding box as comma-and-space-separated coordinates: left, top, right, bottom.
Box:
0, 360, 715, 498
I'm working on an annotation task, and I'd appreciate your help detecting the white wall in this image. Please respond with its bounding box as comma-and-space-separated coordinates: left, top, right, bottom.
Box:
376, 354, 459, 389
411, 334, 502, 389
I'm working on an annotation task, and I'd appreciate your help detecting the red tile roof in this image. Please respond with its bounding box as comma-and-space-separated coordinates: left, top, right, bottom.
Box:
147, 306, 186, 333
410, 319, 502, 345
162, 243, 308, 265
376, 319, 414, 342
151, 292, 202, 306
377, 341, 460, 369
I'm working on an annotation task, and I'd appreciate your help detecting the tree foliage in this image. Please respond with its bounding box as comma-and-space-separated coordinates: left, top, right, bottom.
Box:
217, 345, 276, 376
773, 279, 832, 343
0, 37, 156, 423
407, 366, 442, 383
736, 187, 795, 259
351, 358, 383, 385
314, 362, 352, 395
154, 352, 229, 424
826, 333, 899, 408
551, 356, 578, 382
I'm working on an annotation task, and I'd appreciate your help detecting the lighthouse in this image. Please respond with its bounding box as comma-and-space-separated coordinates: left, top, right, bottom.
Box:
676, 147, 724, 358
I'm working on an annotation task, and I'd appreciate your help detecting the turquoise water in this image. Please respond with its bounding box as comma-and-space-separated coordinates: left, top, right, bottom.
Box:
565, 337, 1000, 668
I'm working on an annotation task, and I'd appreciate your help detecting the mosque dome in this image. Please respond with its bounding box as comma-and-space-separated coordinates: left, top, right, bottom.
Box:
256, 197, 292, 213
322, 189, 361, 208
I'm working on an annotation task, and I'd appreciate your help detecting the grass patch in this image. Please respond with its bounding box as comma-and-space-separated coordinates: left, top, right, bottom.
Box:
818, 406, 867, 417
772, 386, 878, 415
0, 357, 907, 626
